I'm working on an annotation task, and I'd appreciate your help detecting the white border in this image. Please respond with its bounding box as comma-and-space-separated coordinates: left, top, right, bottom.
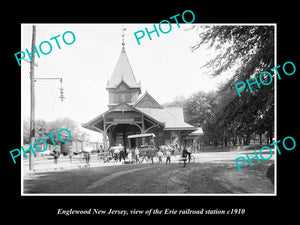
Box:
21, 23, 277, 196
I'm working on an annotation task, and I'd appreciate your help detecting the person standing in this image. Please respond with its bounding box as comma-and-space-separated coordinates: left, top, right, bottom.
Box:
96, 147, 100, 161
127, 149, 132, 163
53, 147, 60, 164
134, 147, 140, 164
157, 150, 163, 163
119, 145, 125, 162
85, 151, 90, 166
181, 146, 188, 167
83, 145, 92, 166
166, 149, 171, 164
68, 146, 73, 164
113, 147, 120, 161
186, 145, 192, 163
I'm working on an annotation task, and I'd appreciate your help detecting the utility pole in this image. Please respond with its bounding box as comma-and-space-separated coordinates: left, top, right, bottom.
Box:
29, 25, 36, 171
26, 26, 65, 171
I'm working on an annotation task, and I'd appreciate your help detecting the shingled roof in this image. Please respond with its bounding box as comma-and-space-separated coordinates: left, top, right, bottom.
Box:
106, 48, 141, 89
137, 107, 196, 131
134, 92, 196, 131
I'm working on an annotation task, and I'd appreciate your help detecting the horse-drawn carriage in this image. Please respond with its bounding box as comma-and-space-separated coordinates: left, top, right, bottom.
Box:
127, 133, 158, 163
102, 145, 124, 163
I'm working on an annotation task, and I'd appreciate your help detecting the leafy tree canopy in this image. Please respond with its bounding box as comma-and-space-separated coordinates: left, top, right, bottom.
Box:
23, 117, 90, 144
163, 25, 275, 146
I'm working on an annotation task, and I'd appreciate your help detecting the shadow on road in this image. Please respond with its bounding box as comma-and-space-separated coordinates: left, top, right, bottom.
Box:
23, 160, 274, 195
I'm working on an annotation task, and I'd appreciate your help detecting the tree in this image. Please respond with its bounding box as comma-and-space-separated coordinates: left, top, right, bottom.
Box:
189, 25, 275, 144
46, 117, 77, 143
183, 91, 216, 127
191, 25, 274, 79
23, 117, 90, 145
23, 118, 48, 144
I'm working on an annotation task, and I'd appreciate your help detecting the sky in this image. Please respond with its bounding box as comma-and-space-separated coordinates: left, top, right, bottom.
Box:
21, 23, 231, 141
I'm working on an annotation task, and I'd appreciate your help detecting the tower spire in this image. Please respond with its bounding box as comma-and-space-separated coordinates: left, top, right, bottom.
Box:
121, 26, 127, 51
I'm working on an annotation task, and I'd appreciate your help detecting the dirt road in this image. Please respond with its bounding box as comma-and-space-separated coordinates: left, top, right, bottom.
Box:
23, 153, 274, 194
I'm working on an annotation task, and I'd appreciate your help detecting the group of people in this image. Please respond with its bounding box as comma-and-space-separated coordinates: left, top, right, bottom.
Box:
109, 146, 171, 164
51, 143, 193, 167
158, 145, 193, 166
126, 147, 141, 163
121, 145, 192, 166
156, 149, 171, 164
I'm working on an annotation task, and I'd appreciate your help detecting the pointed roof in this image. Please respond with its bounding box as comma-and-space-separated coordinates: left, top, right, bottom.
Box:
107, 49, 141, 89
133, 91, 163, 109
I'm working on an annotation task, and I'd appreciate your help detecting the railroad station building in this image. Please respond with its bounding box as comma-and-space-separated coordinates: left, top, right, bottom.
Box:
82, 41, 196, 149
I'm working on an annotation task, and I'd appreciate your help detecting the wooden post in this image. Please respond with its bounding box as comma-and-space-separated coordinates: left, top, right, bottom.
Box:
141, 114, 145, 133
29, 25, 36, 171
141, 114, 145, 145
102, 115, 108, 150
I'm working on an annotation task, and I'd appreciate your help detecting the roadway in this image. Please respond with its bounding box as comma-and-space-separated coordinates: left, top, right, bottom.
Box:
23, 150, 275, 194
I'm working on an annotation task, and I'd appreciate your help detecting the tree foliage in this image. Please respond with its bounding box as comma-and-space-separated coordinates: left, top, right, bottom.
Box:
23, 117, 90, 144
166, 25, 275, 146
191, 25, 274, 79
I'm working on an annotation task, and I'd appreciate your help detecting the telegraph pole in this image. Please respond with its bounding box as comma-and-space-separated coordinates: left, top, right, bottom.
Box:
26, 26, 65, 170
29, 25, 36, 171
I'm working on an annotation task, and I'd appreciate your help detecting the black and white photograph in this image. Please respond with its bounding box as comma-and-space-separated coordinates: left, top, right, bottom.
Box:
4, 4, 299, 221
20, 23, 276, 195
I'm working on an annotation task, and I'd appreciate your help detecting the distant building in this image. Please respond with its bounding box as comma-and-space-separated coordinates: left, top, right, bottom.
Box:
82, 37, 196, 149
